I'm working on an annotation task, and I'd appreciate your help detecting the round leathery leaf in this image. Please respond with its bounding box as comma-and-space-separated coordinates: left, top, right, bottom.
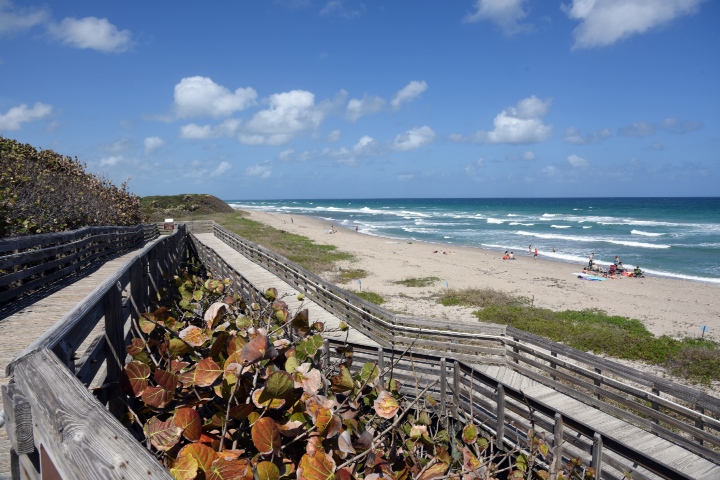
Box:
173, 407, 202, 441
207, 457, 253, 480
374, 390, 400, 419
124, 361, 150, 397
177, 443, 215, 472
257, 461, 280, 480
261, 370, 294, 400
240, 335, 278, 365
251, 417, 281, 455
144, 416, 181, 451
170, 453, 198, 480
297, 451, 336, 480
179, 325, 209, 347
194, 357, 222, 387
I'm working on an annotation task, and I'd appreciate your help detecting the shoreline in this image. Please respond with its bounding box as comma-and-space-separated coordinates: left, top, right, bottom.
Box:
237, 209, 720, 343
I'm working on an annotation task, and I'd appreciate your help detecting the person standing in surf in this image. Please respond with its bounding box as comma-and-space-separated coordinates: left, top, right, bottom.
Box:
534, 248, 539, 260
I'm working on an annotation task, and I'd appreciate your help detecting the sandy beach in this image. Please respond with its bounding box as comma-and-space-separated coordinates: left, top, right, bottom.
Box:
242, 209, 720, 343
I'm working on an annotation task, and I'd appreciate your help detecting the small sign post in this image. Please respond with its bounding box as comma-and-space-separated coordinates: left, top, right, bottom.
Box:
357, 279, 362, 292
163, 218, 175, 232
701, 325, 709, 339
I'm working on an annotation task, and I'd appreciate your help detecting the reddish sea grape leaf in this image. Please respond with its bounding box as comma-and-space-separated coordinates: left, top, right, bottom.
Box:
227, 336, 247, 356
374, 390, 400, 419
335, 467, 355, 480
417, 463, 447, 480
144, 416, 181, 451
169, 454, 198, 480
179, 325, 209, 347
210, 331, 230, 358
169, 360, 190, 374
297, 451, 336, 480
331, 365, 354, 393
126, 338, 145, 357
178, 443, 215, 473
195, 358, 222, 387
139, 314, 156, 334
142, 385, 174, 409
251, 417, 281, 455
229, 404, 254, 420
207, 457, 253, 480
256, 461, 280, 480
155, 369, 178, 392
173, 407, 202, 442
204, 302, 227, 329
291, 309, 310, 337
124, 361, 150, 397
240, 335, 278, 366
260, 370, 294, 400
314, 407, 333, 434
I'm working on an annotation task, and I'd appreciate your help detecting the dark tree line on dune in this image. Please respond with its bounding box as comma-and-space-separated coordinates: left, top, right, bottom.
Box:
0, 136, 144, 237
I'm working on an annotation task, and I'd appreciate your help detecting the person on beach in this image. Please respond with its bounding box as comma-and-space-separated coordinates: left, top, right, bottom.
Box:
633, 266, 644, 278
614, 256, 620, 266
529, 245, 532, 255
509, 251, 515, 259
552, 246, 556, 253
534, 248, 539, 260
291, 217, 293, 224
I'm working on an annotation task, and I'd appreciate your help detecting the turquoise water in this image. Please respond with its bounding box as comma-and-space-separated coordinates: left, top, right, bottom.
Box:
227, 198, 720, 285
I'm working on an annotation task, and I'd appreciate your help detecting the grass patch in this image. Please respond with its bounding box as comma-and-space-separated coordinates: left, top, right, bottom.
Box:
474, 304, 720, 385
393, 276, 440, 288
438, 288, 530, 308
177, 212, 354, 275
338, 269, 367, 283
355, 291, 385, 305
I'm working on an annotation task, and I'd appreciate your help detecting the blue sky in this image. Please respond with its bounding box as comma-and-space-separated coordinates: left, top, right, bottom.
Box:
1, 0, 718, 199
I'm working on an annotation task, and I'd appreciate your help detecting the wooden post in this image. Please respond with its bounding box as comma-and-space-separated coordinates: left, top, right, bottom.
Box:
378, 347, 385, 383
440, 358, 447, 418
651, 387, 660, 424
496, 385, 505, 452
550, 351, 557, 381
594, 367, 602, 400
591, 432, 603, 479
322, 339, 330, 370
695, 405, 705, 445
512, 338, 519, 364
103, 281, 124, 418
2, 383, 35, 455
553, 413, 564, 476
129, 260, 142, 322
453, 360, 460, 419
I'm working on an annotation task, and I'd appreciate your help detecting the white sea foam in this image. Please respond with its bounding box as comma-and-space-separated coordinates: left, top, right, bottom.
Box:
509, 222, 534, 226
583, 226, 592, 229
542, 213, 557, 217
631, 230, 664, 237
487, 218, 504, 224
551, 225, 571, 229
513, 231, 671, 249
507, 214, 519, 217
642, 269, 720, 285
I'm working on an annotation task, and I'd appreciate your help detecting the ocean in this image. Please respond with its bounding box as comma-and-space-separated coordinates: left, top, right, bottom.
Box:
227, 198, 720, 285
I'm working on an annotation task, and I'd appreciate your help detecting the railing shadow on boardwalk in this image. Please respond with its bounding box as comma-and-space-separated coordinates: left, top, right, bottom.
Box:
0, 220, 717, 480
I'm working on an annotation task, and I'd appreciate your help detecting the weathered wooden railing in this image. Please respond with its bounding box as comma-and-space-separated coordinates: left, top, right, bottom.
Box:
196, 221, 720, 476
2, 226, 185, 480
0, 224, 157, 305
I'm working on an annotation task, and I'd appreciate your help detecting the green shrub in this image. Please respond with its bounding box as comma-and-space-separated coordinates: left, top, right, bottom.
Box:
393, 276, 440, 287
0, 136, 142, 236
355, 291, 385, 305
439, 288, 530, 308
338, 268, 367, 283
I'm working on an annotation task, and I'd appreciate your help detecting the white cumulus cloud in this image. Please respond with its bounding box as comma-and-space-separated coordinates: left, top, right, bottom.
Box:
465, 0, 529, 34
143, 136, 165, 154
99, 155, 122, 167
564, 0, 706, 49
392, 126, 436, 151
391, 81, 428, 110
246, 164, 272, 178
174, 76, 257, 119
346, 95, 386, 121
0, 1, 49, 35
179, 118, 241, 140
242, 90, 323, 145
455, 95, 552, 144
0, 102, 52, 130
567, 154, 589, 168
210, 161, 231, 177
564, 126, 611, 144
48, 16, 132, 53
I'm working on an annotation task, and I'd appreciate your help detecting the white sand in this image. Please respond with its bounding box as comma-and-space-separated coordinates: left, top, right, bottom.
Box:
242, 210, 720, 344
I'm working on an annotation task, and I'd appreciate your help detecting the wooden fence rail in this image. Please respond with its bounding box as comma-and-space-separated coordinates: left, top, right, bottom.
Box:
0, 224, 157, 305
2, 226, 185, 480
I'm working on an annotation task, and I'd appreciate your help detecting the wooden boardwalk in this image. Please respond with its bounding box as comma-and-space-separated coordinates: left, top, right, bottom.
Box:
0, 245, 156, 479
193, 234, 378, 347
194, 232, 719, 480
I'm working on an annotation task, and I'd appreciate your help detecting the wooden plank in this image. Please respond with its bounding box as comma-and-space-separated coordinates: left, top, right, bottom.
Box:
13, 349, 172, 479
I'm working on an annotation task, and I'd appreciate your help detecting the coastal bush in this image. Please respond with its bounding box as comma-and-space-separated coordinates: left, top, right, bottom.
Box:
338, 268, 367, 283
473, 305, 720, 384
122, 268, 580, 479
0, 136, 143, 236
439, 288, 530, 308
354, 291, 385, 305
140, 194, 234, 222
393, 276, 440, 287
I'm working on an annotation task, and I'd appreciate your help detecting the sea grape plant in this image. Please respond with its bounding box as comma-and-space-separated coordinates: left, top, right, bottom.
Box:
122, 267, 595, 480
